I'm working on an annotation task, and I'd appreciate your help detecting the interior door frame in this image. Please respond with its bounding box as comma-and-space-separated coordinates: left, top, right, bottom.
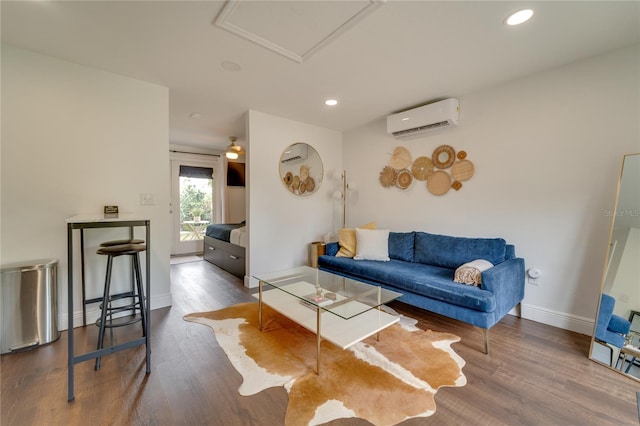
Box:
170, 152, 218, 256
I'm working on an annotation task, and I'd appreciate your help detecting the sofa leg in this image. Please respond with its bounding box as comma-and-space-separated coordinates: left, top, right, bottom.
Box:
482, 328, 489, 354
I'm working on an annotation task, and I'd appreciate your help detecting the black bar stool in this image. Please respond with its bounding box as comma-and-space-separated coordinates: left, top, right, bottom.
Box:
94, 243, 147, 370
82, 238, 145, 326
100, 239, 145, 247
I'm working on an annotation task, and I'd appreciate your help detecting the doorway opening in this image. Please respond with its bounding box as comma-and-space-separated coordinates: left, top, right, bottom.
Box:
170, 154, 218, 256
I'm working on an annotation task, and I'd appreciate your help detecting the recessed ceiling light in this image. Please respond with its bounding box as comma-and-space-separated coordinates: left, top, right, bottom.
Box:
325, 99, 338, 106
505, 9, 533, 26
221, 61, 241, 72
189, 112, 202, 119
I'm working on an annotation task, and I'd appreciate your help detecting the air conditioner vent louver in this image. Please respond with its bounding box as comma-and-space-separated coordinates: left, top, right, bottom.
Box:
280, 143, 308, 163
387, 98, 459, 138
391, 120, 451, 137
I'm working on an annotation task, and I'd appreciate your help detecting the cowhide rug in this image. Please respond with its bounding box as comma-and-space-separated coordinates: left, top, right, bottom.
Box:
184, 302, 466, 426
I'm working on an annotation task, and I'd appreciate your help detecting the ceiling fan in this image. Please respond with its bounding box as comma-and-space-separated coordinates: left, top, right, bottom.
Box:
225, 136, 244, 159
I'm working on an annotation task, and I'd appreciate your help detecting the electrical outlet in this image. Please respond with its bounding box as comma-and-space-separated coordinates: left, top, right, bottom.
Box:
140, 193, 155, 206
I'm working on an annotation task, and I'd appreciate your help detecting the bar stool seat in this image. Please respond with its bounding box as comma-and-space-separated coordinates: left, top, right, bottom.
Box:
95, 243, 147, 370
100, 238, 145, 247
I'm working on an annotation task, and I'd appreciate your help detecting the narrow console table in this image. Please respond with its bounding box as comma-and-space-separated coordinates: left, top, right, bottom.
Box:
66, 214, 151, 402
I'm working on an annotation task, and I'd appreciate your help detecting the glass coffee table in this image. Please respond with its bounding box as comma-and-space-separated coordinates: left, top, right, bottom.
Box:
253, 266, 402, 374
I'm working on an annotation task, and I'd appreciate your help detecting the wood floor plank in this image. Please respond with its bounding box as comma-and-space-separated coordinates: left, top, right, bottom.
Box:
1, 260, 639, 425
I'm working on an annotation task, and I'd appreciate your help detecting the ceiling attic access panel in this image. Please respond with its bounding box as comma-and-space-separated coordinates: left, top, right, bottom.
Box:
214, 0, 383, 63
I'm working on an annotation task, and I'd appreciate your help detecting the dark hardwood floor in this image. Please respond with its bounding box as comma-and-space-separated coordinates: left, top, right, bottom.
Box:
2, 259, 639, 425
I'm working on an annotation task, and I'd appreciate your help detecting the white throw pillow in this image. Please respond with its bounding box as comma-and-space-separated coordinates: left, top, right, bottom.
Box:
354, 228, 390, 261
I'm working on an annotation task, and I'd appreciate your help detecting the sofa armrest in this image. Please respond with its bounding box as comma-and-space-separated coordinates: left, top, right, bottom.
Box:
481, 257, 525, 316
324, 242, 339, 257
609, 314, 631, 335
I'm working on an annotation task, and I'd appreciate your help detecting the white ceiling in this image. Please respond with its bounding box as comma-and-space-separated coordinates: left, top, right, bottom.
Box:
1, 1, 638, 152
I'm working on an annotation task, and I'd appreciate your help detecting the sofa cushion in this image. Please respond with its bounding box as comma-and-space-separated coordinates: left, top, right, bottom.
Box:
336, 221, 376, 258
354, 228, 390, 261
388, 232, 415, 262
318, 256, 496, 312
414, 232, 507, 268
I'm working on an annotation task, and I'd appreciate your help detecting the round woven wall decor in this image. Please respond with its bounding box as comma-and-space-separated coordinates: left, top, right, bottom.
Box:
305, 177, 315, 193
451, 160, 474, 181
284, 172, 293, 185
379, 166, 398, 187
432, 145, 456, 169
299, 165, 310, 181
411, 156, 434, 181
396, 169, 413, 190
427, 170, 452, 195
291, 175, 300, 190
390, 146, 412, 170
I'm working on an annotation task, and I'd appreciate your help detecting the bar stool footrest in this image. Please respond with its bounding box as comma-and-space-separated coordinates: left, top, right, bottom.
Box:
96, 315, 144, 329
85, 291, 135, 305
97, 302, 144, 316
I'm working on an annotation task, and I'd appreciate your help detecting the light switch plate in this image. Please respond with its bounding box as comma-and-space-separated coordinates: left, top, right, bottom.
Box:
140, 193, 155, 206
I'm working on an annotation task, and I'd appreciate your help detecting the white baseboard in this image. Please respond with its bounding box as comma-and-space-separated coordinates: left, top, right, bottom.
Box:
150, 292, 173, 311
57, 292, 173, 331
520, 303, 595, 336
245, 275, 257, 289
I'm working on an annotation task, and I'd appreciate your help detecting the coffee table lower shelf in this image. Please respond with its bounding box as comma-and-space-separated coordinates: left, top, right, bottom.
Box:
253, 288, 399, 374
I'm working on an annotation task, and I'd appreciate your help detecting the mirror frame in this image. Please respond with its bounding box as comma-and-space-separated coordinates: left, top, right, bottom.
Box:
432, 145, 455, 169
589, 153, 640, 380
279, 142, 323, 196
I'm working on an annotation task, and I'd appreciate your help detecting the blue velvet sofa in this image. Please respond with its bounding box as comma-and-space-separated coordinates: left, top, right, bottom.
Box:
318, 231, 525, 353
594, 293, 630, 366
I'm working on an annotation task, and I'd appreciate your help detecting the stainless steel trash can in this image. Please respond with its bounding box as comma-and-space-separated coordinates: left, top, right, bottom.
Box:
0, 259, 60, 354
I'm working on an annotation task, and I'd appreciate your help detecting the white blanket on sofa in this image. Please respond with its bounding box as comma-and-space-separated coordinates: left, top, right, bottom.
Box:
454, 259, 493, 286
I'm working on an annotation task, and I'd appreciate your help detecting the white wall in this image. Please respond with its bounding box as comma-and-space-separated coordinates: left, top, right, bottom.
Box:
227, 186, 246, 223
1, 46, 172, 330
343, 45, 640, 335
247, 110, 342, 287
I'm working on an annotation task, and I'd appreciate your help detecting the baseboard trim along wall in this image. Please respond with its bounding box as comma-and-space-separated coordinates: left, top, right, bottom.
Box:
521, 303, 594, 336
56, 297, 594, 336
57, 293, 173, 331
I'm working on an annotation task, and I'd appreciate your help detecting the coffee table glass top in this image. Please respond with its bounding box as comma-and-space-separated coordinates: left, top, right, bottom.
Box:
254, 266, 402, 320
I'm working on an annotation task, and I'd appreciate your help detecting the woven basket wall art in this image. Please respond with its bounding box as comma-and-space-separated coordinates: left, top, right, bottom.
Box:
396, 169, 413, 190
411, 156, 434, 181
379, 145, 475, 196
389, 146, 412, 169
379, 166, 398, 188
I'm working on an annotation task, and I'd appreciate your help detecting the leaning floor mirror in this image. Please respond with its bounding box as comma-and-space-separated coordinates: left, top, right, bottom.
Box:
590, 153, 640, 380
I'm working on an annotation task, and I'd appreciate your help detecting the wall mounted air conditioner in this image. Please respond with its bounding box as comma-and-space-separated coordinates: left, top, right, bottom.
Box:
386, 98, 459, 137
280, 143, 308, 163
